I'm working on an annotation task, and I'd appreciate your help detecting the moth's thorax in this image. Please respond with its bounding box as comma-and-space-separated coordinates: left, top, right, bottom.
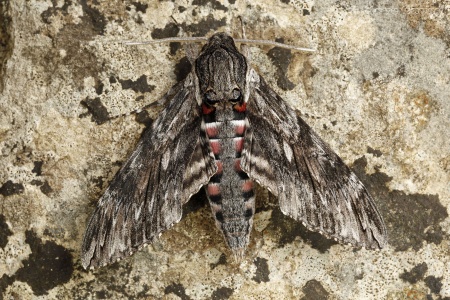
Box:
195, 33, 247, 102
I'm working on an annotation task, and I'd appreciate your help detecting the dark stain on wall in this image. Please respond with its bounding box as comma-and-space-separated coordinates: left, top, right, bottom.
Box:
30, 180, 53, 196
174, 57, 193, 82
165, 282, 191, 300
119, 75, 155, 93
151, 16, 227, 39
0, 180, 24, 197
269, 207, 338, 253
210, 253, 227, 270
32, 161, 43, 176
15, 230, 73, 296
211, 286, 234, 300
134, 110, 153, 127
267, 39, 296, 91
0, 274, 14, 300
252, 257, 270, 283
128, 2, 148, 13
367, 146, 383, 157
192, 0, 228, 11
352, 157, 448, 252
301, 279, 330, 300
0, 214, 12, 249
183, 16, 227, 37
80, 97, 110, 125
151, 23, 180, 39
400, 262, 428, 284
424, 275, 443, 295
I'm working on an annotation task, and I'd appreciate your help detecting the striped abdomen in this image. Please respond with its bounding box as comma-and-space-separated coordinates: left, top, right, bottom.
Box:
202, 102, 255, 257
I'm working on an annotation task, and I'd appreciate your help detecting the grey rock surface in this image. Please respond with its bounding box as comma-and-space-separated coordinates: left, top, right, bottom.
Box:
0, 0, 449, 299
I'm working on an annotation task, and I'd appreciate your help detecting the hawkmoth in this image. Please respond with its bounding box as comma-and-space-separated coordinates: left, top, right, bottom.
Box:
81, 32, 387, 269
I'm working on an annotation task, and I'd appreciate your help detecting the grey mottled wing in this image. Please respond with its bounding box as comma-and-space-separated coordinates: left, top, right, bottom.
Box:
82, 74, 216, 269
241, 70, 387, 249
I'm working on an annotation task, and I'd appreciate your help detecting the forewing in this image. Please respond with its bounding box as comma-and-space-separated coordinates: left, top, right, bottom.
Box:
241, 70, 387, 249
82, 74, 216, 269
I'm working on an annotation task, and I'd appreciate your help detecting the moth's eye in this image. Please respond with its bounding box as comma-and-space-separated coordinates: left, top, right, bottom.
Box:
205, 90, 219, 105
229, 88, 241, 104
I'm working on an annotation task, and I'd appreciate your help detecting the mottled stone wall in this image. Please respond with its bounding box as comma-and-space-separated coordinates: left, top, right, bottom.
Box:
0, 0, 449, 299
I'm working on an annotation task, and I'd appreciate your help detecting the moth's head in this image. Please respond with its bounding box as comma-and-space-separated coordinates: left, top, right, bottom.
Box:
195, 33, 247, 107
204, 32, 236, 48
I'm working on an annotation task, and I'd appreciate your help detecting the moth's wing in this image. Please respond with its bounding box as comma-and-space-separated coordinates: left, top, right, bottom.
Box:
241, 70, 387, 249
82, 75, 216, 269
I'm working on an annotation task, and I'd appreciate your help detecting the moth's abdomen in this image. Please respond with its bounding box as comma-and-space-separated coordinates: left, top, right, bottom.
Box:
202, 103, 255, 257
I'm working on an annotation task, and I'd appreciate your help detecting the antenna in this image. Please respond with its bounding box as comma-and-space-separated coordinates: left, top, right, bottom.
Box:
235, 38, 316, 52
122, 36, 208, 45
123, 36, 316, 52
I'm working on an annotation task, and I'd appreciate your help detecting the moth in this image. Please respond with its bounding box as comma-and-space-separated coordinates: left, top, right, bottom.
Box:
82, 32, 387, 269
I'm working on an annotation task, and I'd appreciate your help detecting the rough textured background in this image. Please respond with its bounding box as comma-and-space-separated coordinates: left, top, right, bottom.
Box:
0, 0, 449, 299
